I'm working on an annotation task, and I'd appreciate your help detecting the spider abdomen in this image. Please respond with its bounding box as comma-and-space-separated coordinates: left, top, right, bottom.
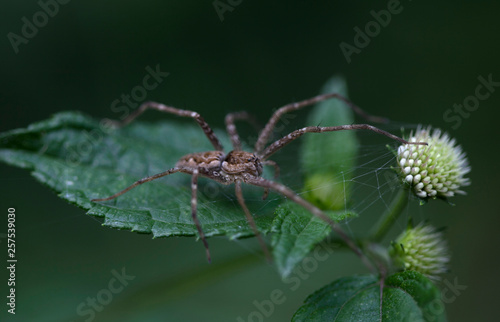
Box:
175, 151, 229, 184
176, 151, 224, 173
175, 150, 263, 184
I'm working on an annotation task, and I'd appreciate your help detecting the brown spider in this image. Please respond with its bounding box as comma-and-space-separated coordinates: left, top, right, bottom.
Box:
92, 93, 425, 263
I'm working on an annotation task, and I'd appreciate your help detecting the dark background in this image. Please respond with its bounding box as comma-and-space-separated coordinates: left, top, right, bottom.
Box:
1, 1, 499, 321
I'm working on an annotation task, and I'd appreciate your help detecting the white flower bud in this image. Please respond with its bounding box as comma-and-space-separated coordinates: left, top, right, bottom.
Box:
396, 126, 470, 200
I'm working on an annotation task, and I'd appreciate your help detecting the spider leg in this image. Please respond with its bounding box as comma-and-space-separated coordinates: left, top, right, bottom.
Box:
245, 176, 374, 271
262, 160, 280, 178
260, 124, 427, 160
261, 189, 270, 201
91, 168, 181, 202
254, 93, 388, 154
191, 168, 211, 263
108, 101, 223, 151
235, 180, 272, 262
225, 111, 261, 151
260, 160, 280, 200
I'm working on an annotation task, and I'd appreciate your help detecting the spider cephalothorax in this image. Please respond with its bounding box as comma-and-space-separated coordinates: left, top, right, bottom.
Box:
92, 93, 426, 262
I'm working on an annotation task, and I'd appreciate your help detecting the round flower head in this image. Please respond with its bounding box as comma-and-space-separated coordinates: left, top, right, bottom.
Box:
390, 223, 449, 281
396, 126, 470, 200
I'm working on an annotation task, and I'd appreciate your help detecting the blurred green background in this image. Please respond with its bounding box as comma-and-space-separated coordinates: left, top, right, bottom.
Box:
1, 1, 499, 321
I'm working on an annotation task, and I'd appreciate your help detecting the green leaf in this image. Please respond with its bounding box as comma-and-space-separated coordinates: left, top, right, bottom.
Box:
301, 76, 359, 211
0, 111, 279, 239
292, 271, 446, 322
269, 76, 360, 277
271, 201, 356, 278
0, 77, 362, 269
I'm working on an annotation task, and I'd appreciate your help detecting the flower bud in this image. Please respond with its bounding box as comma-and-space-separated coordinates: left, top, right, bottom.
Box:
390, 223, 449, 281
397, 126, 470, 200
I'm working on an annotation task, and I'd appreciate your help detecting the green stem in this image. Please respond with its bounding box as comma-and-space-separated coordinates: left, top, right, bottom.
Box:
370, 188, 409, 242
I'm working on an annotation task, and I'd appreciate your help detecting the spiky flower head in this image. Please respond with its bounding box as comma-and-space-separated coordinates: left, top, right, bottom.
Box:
396, 126, 470, 200
390, 223, 449, 281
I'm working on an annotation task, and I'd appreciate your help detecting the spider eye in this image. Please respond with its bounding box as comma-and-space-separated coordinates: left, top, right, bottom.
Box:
247, 158, 252, 162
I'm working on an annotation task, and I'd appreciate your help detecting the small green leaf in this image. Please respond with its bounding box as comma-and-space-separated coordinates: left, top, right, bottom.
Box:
301, 76, 359, 211
0, 111, 278, 239
270, 76, 359, 277
271, 201, 356, 278
293, 271, 446, 322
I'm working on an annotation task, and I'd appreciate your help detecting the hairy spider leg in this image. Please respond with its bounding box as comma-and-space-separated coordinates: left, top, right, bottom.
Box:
224, 112, 278, 200
254, 93, 389, 154
191, 168, 211, 263
91, 168, 181, 202
235, 180, 272, 262
225, 111, 261, 151
109, 101, 224, 151
92, 167, 213, 262
245, 176, 374, 271
260, 160, 280, 200
260, 124, 428, 160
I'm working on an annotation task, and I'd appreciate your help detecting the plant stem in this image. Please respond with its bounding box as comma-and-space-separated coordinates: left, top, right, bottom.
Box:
370, 188, 409, 242
328, 222, 376, 273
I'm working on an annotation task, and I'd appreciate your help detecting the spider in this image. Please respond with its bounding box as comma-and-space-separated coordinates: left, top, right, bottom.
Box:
91, 93, 425, 262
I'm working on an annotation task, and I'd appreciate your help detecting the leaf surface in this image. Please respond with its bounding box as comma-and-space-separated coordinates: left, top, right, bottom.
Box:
0, 76, 362, 267
0, 111, 277, 239
292, 271, 446, 322
271, 201, 356, 278
301, 76, 359, 210
268, 76, 360, 276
